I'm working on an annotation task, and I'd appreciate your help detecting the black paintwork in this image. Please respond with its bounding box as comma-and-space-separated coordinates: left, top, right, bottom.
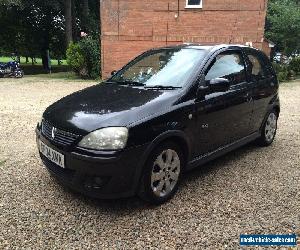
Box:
36, 44, 280, 199
43, 83, 174, 134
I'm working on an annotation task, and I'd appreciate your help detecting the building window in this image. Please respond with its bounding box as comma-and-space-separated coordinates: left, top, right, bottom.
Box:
186, 0, 202, 8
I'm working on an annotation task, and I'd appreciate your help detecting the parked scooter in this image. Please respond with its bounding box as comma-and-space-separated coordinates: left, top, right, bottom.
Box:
0, 57, 24, 78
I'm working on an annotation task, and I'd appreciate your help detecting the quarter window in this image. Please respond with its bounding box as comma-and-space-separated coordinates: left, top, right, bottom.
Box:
248, 55, 262, 76
186, 0, 202, 8
246, 53, 270, 79
205, 52, 246, 85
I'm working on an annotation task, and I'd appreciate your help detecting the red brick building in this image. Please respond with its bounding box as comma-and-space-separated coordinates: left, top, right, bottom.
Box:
100, 0, 269, 78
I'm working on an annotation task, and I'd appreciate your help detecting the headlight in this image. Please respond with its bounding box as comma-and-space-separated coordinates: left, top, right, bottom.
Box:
78, 127, 128, 150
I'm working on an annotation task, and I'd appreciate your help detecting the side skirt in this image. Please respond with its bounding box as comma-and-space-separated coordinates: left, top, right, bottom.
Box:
187, 132, 260, 171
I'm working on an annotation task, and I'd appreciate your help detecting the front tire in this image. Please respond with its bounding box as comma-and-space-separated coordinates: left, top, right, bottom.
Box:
138, 142, 184, 205
258, 110, 278, 146
14, 70, 24, 78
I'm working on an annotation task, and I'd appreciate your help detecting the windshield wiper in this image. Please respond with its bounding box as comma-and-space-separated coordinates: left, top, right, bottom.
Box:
144, 85, 182, 90
112, 80, 146, 86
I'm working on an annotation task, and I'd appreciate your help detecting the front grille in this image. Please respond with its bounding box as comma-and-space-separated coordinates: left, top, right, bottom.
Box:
41, 119, 80, 146
41, 154, 75, 182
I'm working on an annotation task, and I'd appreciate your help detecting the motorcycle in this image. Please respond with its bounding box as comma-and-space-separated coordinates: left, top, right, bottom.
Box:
0, 57, 24, 78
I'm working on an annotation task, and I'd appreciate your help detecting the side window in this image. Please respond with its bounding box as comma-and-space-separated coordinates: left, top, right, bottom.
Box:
248, 55, 262, 76
247, 53, 268, 80
205, 51, 246, 85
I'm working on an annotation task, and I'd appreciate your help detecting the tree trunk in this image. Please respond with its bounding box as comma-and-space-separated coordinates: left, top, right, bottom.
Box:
72, 0, 77, 41
65, 0, 73, 47
83, 0, 89, 17
82, 0, 89, 31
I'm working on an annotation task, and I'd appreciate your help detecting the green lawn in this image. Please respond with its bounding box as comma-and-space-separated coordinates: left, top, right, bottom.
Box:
0, 56, 73, 76
0, 56, 67, 66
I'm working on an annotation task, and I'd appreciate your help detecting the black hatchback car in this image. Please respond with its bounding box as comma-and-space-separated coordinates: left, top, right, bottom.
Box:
36, 44, 280, 204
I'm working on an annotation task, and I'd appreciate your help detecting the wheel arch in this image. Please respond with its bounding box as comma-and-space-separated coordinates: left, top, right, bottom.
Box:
273, 105, 280, 116
134, 130, 191, 194
135, 130, 190, 200
144, 130, 190, 167
260, 105, 280, 132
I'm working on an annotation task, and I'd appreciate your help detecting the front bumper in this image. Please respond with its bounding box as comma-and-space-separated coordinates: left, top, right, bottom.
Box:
36, 129, 149, 199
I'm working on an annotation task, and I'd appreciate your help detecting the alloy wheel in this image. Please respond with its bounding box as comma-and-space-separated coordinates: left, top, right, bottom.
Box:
265, 112, 277, 142
151, 149, 181, 198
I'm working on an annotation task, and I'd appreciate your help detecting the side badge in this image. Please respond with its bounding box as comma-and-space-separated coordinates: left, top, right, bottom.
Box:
202, 124, 209, 129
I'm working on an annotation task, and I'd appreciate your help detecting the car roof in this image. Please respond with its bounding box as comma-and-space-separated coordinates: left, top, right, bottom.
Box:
151, 43, 258, 53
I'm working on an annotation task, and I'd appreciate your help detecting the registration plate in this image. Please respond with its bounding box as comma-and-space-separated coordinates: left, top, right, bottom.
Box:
39, 140, 65, 168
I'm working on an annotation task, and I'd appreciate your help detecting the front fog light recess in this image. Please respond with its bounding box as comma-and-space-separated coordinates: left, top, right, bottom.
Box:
78, 127, 128, 150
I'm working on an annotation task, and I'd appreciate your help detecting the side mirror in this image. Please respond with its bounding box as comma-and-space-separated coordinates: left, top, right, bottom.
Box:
209, 78, 230, 92
111, 70, 117, 76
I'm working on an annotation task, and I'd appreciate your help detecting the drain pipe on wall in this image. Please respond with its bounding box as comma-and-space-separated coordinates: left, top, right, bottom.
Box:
175, 0, 180, 19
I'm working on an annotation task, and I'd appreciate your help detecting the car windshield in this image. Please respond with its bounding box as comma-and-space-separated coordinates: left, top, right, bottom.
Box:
109, 48, 207, 88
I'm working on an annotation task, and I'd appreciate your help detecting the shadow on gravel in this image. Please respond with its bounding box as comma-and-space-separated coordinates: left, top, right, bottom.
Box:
182, 142, 259, 184
56, 142, 261, 212
55, 180, 146, 213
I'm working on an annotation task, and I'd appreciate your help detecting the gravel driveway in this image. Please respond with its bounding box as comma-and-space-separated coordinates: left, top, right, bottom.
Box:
0, 76, 299, 249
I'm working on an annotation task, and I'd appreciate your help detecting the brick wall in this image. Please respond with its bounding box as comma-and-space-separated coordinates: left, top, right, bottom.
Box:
100, 0, 268, 78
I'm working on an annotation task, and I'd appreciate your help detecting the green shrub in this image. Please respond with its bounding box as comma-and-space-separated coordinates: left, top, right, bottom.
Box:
272, 62, 292, 82
66, 42, 85, 75
66, 37, 100, 79
78, 37, 100, 79
272, 62, 281, 75
289, 57, 300, 74
277, 71, 289, 82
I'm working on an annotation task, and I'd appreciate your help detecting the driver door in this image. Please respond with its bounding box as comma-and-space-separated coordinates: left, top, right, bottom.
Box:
193, 50, 253, 157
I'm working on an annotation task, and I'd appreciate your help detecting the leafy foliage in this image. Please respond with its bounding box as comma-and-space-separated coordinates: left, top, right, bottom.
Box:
266, 0, 300, 56
272, 57, 300, 83
78, 37, 100, 79
66, 42, 85, 74
0, 0, 100, 71
66, 37, 100, 79
289, 57, 300, 74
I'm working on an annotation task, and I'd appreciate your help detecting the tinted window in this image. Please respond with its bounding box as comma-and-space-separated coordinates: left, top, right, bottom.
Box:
258, 52, 275, 77
248, 55, 263, 76
110, 49, 206, 87
205, 52, 246, 85
247, 52, 270, 80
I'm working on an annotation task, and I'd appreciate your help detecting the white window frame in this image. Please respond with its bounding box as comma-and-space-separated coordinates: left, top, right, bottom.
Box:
185, 0, 202, 9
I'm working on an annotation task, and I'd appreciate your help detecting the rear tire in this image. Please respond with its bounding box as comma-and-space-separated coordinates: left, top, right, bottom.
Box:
257, 109, 278, 146
138, 141, 184, 205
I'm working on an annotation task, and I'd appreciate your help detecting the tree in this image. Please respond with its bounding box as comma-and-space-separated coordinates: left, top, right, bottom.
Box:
266, 0, 300, 55
82, 0, 89, 32
64, 0, 73, 46
0, 0, 21, 5
0, 0, 100, 72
